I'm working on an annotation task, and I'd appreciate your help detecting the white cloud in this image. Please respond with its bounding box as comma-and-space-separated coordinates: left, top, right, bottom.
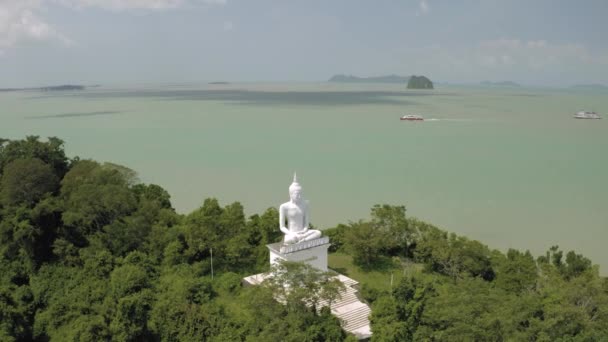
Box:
0, 0, 225, 54
0, 0, 70, 53
416, 0, 430, 16
420, 0, 430, 13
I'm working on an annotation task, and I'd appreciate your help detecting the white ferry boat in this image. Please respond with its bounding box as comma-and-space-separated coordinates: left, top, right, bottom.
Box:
574, 111, 601, 119
400, 114, 424, 121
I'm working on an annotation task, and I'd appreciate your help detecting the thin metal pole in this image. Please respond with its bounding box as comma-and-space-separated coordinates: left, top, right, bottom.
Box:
210, 248, 214, 280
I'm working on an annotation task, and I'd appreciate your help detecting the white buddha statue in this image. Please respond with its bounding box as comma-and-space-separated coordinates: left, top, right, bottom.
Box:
279, 173, 322, 245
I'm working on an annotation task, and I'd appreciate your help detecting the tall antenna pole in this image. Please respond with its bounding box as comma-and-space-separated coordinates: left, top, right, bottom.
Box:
210, 247, 214, 280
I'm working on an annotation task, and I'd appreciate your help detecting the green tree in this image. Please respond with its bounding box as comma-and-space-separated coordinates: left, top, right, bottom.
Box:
344, 221, 387, 268
264, 261, 345, 313
1, 158, 59, 207
148, 267, 221, 341
131, 183, 173, 209
494, 249, 537, 293
370, 204, 412, 256
370, 296, 409, 341
414, 229, 494, 280
0, 201, 64, 268
60, 160, 137, 240
0, 136, 69, 179
322, 224, 348, 252
246, 207, 282, 271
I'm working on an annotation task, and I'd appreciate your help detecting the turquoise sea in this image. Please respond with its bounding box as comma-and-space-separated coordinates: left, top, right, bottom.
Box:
1, 83, 607, 273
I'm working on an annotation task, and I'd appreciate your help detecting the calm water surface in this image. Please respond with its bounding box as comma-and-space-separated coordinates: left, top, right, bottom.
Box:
2, 83, 607, 273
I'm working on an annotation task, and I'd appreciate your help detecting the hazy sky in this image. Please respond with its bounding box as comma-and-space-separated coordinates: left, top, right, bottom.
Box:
1, 0, 607, 87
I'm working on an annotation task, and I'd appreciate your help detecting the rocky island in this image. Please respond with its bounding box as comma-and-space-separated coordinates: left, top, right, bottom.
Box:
407, 75, 434, 89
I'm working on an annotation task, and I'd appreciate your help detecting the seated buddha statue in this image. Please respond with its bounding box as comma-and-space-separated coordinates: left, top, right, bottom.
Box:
279, 173, 322, 245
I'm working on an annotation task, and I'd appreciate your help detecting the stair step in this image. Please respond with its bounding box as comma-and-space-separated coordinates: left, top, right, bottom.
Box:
339, 307, 370, 321
337, 305, 371, 331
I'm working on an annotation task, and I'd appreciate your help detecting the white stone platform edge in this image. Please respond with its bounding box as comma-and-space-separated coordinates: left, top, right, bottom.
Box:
268, 239, 330, 272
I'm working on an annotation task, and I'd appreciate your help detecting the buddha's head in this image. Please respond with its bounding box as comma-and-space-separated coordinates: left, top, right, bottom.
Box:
289, 173, 302, 202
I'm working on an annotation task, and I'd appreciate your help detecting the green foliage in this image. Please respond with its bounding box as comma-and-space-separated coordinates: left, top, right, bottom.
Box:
30, 264, 112, 341
110, 264, 150, 298
344, 221, 387, 268
148, 266, 220, 340
0, 198, 64, 268
235, 282, 345, 342
0, 283, 34, 341
215, 271, 243, 294
370, 296, 410, 341
264, 260, 346, 311
367, 250, 608, 341
414, 228, 495, 280
60, 160, 138, 237
131, 183, 173, 209
322, 224, 348, 252
246, 207, 282, 270
0, 136, 69, 179
494, 249, 537, 293
1, 158, 59, 207
371, 204, 413, 256
110, 289, 154, 341
343, 205, 418, 268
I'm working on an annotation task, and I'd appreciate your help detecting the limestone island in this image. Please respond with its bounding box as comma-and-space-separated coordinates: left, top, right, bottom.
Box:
407, 75, 434, 89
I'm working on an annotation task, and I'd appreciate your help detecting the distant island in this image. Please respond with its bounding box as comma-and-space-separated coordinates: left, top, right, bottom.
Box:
328, 74, 410, 83
480, 81, 521, 87
407, 75, 434, 89
570, 84, 608, 90
328, 74, 435, 89
208, 81, 230, 85
0, 84, 85, 92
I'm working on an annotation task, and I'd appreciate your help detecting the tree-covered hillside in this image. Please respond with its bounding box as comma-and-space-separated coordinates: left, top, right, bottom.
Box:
1, 136, 606, 341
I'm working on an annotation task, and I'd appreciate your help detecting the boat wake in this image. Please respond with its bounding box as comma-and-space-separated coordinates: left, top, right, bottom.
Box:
424, 118, 474, 122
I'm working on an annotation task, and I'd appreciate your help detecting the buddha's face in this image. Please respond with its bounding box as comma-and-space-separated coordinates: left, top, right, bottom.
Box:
289, 188, 302, 202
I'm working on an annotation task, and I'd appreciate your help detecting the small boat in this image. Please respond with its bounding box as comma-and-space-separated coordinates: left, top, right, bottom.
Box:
400, 114, 424, 121
574, 111, 601, 119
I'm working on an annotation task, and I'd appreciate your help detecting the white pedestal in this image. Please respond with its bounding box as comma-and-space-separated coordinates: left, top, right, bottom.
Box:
267, 236, 330, 271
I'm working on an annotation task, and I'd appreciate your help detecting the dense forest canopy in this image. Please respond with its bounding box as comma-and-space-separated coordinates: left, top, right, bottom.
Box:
1, 136, 606, 341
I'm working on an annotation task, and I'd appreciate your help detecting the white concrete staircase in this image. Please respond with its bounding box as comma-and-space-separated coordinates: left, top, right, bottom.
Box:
319, 274, 372, 339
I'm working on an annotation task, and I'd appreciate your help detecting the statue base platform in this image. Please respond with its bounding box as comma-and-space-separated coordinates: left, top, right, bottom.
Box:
267, 236, 330, 271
